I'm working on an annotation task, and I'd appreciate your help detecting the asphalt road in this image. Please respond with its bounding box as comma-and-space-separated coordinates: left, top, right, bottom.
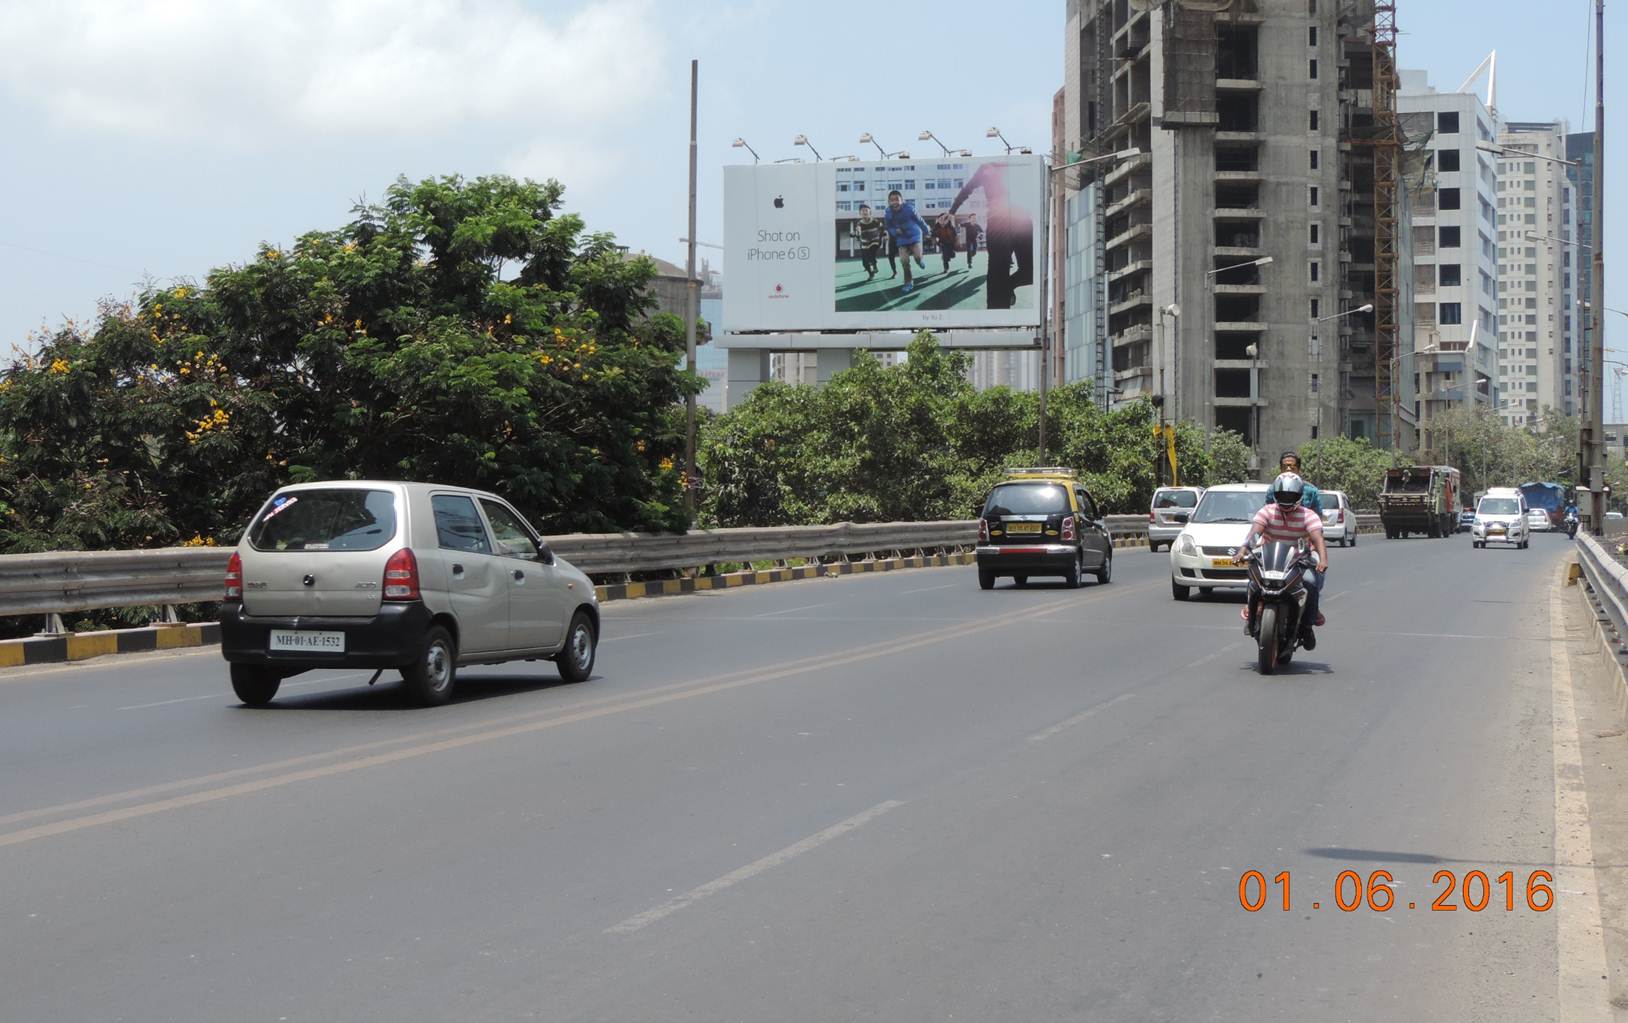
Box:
0, 529, 1598, 1021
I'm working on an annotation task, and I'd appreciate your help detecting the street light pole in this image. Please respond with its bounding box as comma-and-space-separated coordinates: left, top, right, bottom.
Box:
683, 59, 699, 517
1586, 0, 1607, 535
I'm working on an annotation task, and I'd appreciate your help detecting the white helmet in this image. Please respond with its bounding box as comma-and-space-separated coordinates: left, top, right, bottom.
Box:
1271, 472, 1305, 507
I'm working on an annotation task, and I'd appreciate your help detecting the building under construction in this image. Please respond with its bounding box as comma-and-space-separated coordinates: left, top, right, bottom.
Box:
1060, 0, 1413, 465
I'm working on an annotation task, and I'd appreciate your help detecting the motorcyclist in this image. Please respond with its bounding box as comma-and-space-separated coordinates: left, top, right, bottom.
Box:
1234, 473, 1330, 649
1565, 500, 1580, 537
1279, 451, 1323, 516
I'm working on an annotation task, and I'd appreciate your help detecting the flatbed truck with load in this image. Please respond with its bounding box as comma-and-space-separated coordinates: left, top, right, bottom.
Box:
1379, 465, 1461, 539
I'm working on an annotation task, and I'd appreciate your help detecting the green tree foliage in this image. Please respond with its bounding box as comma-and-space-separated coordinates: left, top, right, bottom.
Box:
1431, 406, 1579, 498
699, 334, 1253, 525
0, 175, 700, 551
1293, 436, 1412, 510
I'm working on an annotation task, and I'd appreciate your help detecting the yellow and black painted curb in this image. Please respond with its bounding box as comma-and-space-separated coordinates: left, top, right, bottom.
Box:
593, 551, 978, 602
0, 622, 220, 668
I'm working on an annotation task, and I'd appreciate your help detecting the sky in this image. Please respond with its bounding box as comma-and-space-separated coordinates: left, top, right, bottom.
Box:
0, 0, 1622, 410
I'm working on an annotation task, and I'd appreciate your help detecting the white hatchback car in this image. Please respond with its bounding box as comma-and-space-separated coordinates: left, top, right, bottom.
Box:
1320, 490, 1355, 547
220, 481, 600, 706
1147, 486, 1205, 552
1170, 483, 1271, 601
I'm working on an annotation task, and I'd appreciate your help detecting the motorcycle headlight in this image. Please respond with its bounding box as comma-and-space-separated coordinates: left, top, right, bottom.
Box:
1175, 534, 1197, 557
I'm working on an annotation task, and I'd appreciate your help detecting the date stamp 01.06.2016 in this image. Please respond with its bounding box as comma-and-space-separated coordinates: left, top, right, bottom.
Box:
1238, 869, 1555, 914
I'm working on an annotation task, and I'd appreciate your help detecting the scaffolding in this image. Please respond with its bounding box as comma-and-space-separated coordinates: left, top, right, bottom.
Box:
1370, 0, 1400, 448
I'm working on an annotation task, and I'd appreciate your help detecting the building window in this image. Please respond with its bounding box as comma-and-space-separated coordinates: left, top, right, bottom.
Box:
1440, 264, 1462, 286
1308, 25, 1318, 46
1439, 226, 1461, 248
1310, 150, 1319, 171
1309, 58, 1318, 79
1310, 298, 1321, 319
1310, 223, 1320, 245
1438, 111, 1460, 134
1309, 185, 1320, 208
1439, 187, 1461, 210
1309, 261, 1320, 282
1309, 109, 1319, 131
1440, 303, 1463, 325
1438, 149, 1461, 172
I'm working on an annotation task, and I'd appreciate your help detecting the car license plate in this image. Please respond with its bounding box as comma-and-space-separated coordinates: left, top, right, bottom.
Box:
1488, 527, 1505, 534
1008, 522, 1043, 534
269, 630, 345, 653
1210, 557, 1234, 568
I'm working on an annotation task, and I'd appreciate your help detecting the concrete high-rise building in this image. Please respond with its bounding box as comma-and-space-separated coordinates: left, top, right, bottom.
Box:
1494, 121, 1576, 425
1396, 71, 1499, 457
969, 350, 1041, 392
1062, 0, 1400, 469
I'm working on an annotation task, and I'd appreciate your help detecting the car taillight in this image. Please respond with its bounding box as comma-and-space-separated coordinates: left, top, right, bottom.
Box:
382, 548, 421, 601
224, 551, 243, 601
1334, 509, 1344, 524
978, 518, 990, 542
1062, 515, 1076, 541
1148, 511, 1156, 521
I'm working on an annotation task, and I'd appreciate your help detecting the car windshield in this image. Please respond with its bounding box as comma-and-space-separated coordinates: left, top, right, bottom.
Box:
248, 489, 398, 552
984, 483, 1070, 516
1480, 498, 1520, 516
1324, 493, 1344, 510
1154, 490, 1198, 509
1191, 490, 1267, 524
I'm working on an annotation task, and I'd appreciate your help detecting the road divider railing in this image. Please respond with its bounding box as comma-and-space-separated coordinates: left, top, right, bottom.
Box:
1576, 533, 1628, 658
0, 512, 1386, 636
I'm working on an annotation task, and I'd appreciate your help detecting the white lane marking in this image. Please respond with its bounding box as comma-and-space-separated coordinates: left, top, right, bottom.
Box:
606, 800, 905, 935
754, 602, 834, 618
600, 632, 661, 643
1549, 574, 1611, 1021
1027, 693, 1137, 743
900, 583, 955, 596
118, 673, 369, 710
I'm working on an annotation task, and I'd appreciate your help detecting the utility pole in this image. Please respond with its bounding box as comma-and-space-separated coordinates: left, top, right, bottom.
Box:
1585, 1, 1607, 534
683, 59, 699, 517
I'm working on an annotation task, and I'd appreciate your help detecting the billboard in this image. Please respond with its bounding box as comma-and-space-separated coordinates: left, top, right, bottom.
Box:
722, 155, 1047, 334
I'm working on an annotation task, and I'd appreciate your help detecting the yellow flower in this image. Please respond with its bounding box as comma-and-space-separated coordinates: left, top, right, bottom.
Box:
171, 286, 190, 299
152, 303, 163, 316
634, 439, 647, 453
49, 358, 71, 375
322, 312, 334, 325
354, 319, 363, 330
659, 457, 675, 472
503, 313, 512, 325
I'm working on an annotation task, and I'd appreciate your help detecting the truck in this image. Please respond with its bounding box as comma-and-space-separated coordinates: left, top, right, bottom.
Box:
1379, 465, 1461, 539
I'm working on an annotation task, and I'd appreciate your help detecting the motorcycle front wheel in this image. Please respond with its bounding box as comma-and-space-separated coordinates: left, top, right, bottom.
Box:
1257, 606, 1279, 675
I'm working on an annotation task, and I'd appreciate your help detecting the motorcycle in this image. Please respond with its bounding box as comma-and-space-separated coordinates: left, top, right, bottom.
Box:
1242, 541, 1317, 675
1566, 511, 1579, 539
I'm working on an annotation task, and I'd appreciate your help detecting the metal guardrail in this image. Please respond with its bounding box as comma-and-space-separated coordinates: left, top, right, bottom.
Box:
1577, 533, 1628, 655
1, 512, 1387, 627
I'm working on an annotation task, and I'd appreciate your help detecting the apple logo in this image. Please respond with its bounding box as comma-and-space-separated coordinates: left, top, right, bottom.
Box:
772, 195, 784, 209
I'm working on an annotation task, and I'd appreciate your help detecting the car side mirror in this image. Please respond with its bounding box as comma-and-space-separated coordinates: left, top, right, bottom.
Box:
537, 540, 555, 565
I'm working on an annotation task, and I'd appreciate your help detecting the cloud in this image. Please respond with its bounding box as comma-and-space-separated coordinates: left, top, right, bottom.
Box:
0, 0, 665, 140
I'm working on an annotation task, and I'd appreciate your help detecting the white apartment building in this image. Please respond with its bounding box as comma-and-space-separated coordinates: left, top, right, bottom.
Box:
1495, 121, 1578, 424
1398, 71, 1500, 455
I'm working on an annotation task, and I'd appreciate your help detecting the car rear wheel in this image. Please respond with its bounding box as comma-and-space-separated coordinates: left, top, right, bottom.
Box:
402, 625, 457, 706
1095, 549, 1112, 585
230, 665, 280, 707
556, 611, 596, 684
1063, 555, 1081, 589
1172, 579, 1190, 601
978, 566, 995, 590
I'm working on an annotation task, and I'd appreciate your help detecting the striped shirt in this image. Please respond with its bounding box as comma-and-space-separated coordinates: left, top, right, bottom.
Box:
1248, 502, 1324, 545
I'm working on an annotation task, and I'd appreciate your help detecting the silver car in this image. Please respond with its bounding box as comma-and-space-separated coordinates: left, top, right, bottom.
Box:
1147, 486, 1205, 552
219, 481, 600, 706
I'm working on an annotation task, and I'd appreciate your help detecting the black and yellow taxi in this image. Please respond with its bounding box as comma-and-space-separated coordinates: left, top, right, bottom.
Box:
975, 467, 1114, 590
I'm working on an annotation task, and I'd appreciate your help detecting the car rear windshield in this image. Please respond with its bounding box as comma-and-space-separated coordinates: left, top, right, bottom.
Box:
984, 483, 1070, 516
248, 489, 398, 552
1154, 490, 1199, 509
1192, 491, 1267, 524
1479, 498, 1519, 516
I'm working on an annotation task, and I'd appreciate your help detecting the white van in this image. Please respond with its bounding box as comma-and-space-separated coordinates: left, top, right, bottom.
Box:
1472, 488, 1530, 549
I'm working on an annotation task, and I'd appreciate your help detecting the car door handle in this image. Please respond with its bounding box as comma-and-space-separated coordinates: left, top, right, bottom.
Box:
451, 563, 465, 576
512, 569, 525, 582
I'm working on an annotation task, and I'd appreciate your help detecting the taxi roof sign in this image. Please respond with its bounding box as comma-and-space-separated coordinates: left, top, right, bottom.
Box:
1004, 466, 1077, 479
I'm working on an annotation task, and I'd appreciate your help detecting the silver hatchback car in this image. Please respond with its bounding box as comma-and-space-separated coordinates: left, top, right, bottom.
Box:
219, 481, 600, 706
